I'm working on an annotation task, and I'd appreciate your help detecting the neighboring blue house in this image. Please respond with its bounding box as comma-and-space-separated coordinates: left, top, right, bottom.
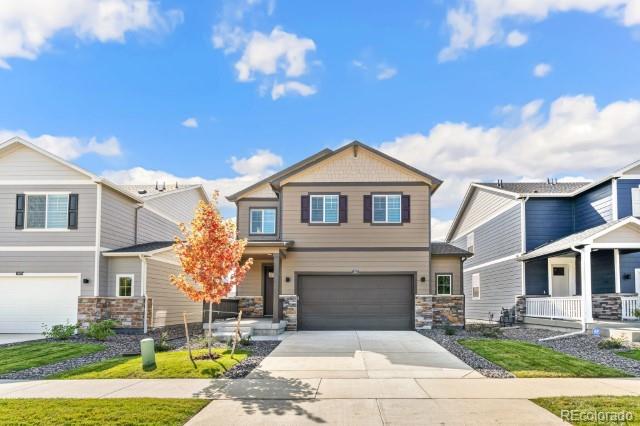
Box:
447, 160, 640, 325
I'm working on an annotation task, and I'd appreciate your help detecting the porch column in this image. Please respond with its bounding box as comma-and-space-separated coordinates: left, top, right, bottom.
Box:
272, 252, 281, 323
581, 245, 593, 324
614, 249, 621, 294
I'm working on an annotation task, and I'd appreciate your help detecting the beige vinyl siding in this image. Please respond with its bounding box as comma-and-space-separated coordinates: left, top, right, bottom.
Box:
237, 199, 279, 240
137, 208, 181, 243
0, 251, 95, 296
237, 258, 270, 296
106, 257, 142, 297
595, 225, 640, 243
282, 251, 429, 294
451, 187, 518, 241
100, 186, 137, 249
281, 184, 430, 247
624, 165, 640, 175
146, 258, 201, 327
144, 188, 203, 224
240, 182, 277, 199
281, 147, 428, 185
431, 256, 463, 295
0, 144, 90, 180
0, 185, 97, 246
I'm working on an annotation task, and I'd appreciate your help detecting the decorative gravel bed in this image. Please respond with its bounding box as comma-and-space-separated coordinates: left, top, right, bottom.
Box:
0, 335, 144, 380
422, 326, 640, 378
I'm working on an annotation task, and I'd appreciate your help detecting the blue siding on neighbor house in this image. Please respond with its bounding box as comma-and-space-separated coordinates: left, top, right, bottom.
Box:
574, 182, 612, 232
618, 179, 640, 219
620, 250, 640, 293
591, 250, 615, 294
526, 198, 574, 251
525, 258, 548, 295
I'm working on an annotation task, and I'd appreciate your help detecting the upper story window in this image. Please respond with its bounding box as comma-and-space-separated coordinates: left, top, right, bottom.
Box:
372, 194, 401, 224
310, 195, 339, 224
25, 193, 69, 230
250, 208, 276, 234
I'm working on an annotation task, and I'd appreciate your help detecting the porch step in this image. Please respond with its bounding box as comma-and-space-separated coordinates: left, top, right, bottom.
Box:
589, 326, 640, 342
203, 318, 287, 337
211, 331, 251, 342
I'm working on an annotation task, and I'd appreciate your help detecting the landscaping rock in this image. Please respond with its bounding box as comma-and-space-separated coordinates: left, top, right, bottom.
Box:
222, 341, 280, 379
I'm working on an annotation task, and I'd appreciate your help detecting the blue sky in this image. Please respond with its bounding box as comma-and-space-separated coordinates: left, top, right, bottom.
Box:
1, 0, 640, 238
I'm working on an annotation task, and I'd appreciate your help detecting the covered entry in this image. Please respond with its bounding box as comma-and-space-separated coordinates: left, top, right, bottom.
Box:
297, 273, 414, 330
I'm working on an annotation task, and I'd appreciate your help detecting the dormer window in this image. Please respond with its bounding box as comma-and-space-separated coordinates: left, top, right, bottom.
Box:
250, 208, 276, 235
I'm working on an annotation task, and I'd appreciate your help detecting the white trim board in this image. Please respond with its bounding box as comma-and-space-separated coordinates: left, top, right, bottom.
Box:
0, 272, 81, 278
463, 254, 520, 273
0, 180, 95, 185
0, 246, 96, 251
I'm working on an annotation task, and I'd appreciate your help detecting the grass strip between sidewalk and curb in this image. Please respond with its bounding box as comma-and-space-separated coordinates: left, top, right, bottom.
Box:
0, 341, 105, 375
50, 348, 248, 379
0, 398, 209, 426
533, 396, 640, 426
459, 338, 630, 378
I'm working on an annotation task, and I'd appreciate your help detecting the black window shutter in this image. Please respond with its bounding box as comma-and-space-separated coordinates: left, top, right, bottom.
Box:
363, 195, 372, 223
402, 195, 411, 223
15, 194, 25, 229
301, 195, 310, 223
339, 195, 348, 223
68, 194, 79, 229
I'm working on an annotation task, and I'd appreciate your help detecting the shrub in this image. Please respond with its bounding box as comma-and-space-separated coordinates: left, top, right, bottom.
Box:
84, 320, 118, 341
597, 337, 625, 350
154, 332, 172, 352
443, 325, 457, 336
42, 322, 77, 340
634, 308, 640, 319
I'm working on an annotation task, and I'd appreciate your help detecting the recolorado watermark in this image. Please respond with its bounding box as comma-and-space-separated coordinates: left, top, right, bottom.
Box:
560, 410, 634, 423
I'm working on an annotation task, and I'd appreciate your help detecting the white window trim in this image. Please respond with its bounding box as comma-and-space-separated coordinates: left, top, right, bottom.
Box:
116, 273, 135, 297
250, 208, 276, 234
436, 273, 453, 295
310, 194, 339, 224
24, 192, 70, 232
472, 273, 481, 300
371, 194, 402, 224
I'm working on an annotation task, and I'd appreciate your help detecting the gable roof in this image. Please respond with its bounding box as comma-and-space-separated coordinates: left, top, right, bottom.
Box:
122, 183, 210, 203
0, 136, 143, 203
475, 182, 590, 195
431, 242, 473, 257
227, 141, 443, 201
102, 241, 174, 256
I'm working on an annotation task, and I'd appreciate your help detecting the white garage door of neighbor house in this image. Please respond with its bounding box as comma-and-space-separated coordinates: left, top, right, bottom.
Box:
0, 274, 81, 333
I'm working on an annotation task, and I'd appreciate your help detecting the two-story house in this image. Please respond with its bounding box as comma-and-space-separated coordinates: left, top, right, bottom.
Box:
0, 137, 205, 335
447, 160, 640, 328
226, 141, 470, 331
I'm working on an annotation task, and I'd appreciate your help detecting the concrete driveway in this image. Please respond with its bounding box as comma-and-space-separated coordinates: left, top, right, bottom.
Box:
248, 330, 481, 379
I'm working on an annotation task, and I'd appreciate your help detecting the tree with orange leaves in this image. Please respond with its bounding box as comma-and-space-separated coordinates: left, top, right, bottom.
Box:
171, 192, 253, 360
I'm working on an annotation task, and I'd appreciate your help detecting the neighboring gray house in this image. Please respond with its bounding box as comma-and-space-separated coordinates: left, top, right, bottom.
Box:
447, 161, 640, 327
0, 137, 207, 334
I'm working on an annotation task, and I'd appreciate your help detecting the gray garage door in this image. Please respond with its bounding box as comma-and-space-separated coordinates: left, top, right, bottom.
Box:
298, 274, 414, 330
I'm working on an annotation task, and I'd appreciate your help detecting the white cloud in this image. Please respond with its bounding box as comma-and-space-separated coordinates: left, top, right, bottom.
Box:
271, 80, 317, 100
0, 130, 121, 160
104, 149, 283, 212
377, 95, 640, 211
181, 117, 198, 128
505, 30, 528, 47
533, 63, 552, 77
431, 217, 454, 241
439, 0, 640, 61
0, 0, 183, 69
376, 64, 398, 80
229, 149, 283, 175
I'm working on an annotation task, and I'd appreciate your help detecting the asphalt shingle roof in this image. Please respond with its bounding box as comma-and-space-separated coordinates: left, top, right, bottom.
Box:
431, 242, 473, 256
476, 182, 590, 195
121, 184, 200, 197
106, 241, 174, 253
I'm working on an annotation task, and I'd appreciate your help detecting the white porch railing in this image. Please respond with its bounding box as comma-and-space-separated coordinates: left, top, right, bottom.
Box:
621, 296, 640, 320
525, 296, 583, 320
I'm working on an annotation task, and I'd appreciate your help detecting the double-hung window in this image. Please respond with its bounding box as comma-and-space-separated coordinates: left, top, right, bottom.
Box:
372, 194, 401, 224
117, 274, 134, 297
472, 273, 481, 300
250, 208, 276, 234
310, 195, 339, 224
25, 193, 69, 230
436, 274, 453, 295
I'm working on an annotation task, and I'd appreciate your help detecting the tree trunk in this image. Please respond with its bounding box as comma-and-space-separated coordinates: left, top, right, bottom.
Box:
207, 301, 215, 360
183, 312, 196, 368
231, 310, 242, 357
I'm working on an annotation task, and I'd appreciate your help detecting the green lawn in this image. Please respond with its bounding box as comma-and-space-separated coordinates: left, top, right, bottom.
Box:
533, 396, 640, 426
51, 348, 248, 379
0, 341, 105, 375
459, 338, 629, 378
617, 349, 640, 361
0, 398, 208, 426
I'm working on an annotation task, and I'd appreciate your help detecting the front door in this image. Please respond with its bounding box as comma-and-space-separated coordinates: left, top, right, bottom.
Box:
551, 266, 570, 296
263, 265, 274, 316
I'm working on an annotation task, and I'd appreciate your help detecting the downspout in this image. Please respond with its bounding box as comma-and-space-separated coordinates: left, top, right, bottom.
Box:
140, 255, 148, 334
539, 245, 586, 341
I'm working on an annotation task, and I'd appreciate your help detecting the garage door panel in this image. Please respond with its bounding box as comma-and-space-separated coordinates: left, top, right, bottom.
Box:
298, 274, 413, 330
0, 275, 80, 333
